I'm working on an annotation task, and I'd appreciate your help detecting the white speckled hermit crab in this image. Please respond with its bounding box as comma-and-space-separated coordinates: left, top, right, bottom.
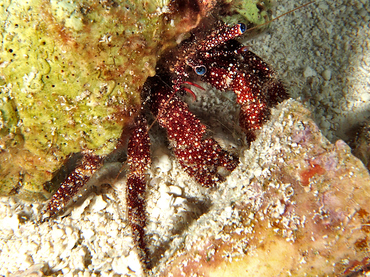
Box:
42, 21, 288, 270
1, 0, 313, 271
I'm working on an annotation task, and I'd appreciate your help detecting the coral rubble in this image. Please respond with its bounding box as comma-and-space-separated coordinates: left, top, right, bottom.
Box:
157, 99, 370, 276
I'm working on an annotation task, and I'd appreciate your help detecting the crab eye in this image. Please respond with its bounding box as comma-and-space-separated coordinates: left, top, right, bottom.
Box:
195, 65, 206, 75
238, 23, 246, 34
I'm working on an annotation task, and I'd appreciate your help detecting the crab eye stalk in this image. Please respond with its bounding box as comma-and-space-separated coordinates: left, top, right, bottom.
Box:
238, 23, 246, 34
195, 65, 206, 75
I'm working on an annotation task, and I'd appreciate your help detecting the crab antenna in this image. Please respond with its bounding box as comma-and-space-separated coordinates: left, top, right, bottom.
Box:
199, 1, 314, 52
199, 23, 246, 52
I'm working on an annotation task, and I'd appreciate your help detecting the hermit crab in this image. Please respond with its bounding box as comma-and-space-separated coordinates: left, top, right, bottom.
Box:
42, 19, 288, 268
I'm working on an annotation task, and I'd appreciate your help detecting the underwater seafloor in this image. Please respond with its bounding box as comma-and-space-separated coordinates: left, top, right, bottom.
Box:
1, 0, 370, 276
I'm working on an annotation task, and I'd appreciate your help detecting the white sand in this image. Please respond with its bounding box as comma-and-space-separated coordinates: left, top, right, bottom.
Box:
250, 0, 370, 142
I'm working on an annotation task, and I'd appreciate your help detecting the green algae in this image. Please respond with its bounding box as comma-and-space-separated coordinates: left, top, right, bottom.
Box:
223, 0, 272, 29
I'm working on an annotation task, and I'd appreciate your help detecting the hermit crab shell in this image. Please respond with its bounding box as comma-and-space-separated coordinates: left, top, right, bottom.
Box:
0, 0, 205, 200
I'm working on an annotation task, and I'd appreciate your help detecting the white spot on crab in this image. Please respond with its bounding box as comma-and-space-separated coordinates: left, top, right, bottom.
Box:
225, 76, 233, 87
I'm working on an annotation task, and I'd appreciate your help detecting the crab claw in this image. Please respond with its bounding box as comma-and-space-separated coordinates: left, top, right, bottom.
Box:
198, 42, 288, 142
148, 82, 239, 187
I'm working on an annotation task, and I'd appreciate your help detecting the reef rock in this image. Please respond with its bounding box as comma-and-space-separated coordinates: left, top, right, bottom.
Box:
156, 99, 370, 276
353, 122, 370, 172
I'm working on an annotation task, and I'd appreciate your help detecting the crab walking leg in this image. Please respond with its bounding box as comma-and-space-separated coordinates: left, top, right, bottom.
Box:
41, 153, 103, 218
198, 23, 246, 51
126, 115, 151, 266
149, 84, 239, 187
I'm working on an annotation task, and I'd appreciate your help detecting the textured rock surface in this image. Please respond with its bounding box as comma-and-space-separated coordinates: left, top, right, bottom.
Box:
352, 122, 370, 171
156, 99, 370, 276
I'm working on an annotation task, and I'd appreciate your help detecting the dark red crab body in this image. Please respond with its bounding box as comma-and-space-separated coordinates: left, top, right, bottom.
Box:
42, 22, 288, 270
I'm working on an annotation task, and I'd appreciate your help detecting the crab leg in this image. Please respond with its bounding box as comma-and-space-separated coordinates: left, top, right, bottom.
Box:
126, 115, 151, 266
149, 83, 239, 187
41, 153, 104, 219
198, 23, 246, 51
41, 114, 152, 267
